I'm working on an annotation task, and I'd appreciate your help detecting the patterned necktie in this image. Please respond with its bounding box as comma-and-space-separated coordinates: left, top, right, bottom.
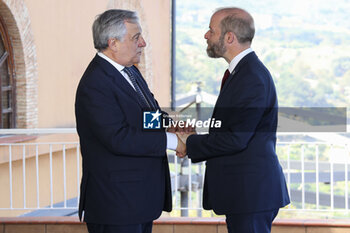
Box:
123, 67, 153, 109
220, 69, 231, 91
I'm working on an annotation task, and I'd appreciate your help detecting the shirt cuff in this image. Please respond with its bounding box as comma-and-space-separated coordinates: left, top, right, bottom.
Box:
166, 132, 178, 150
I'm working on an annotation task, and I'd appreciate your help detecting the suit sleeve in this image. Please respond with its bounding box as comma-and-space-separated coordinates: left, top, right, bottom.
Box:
76, 75, 167, 157
187, 77, 267, 162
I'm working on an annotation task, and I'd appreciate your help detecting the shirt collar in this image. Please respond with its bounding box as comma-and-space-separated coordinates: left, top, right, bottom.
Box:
97, 52, 125, 72
228, 48, 253, 73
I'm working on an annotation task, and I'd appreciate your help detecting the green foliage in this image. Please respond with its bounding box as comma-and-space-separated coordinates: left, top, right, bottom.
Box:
175, 0, 350, 108
173, 0, 350, 219
333, 57, 350, 77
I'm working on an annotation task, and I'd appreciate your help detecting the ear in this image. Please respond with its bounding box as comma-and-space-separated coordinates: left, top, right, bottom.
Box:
226, 32, 235, 44
107, 38, 119, 52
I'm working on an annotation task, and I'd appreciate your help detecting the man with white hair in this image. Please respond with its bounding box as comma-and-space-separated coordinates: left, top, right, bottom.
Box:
75, 9, 185, 233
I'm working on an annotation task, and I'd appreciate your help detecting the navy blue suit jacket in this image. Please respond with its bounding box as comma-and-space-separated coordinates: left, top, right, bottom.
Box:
187, 52, 290, 215
75, 54, 172, 225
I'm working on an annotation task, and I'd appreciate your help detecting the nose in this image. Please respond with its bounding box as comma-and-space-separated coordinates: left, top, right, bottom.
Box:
204, 30, 210, 39
138, 36, 146, 47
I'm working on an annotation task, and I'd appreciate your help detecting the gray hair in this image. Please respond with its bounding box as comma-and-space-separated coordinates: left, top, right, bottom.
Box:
216, 7, 255, 44
92, 9, 139, 51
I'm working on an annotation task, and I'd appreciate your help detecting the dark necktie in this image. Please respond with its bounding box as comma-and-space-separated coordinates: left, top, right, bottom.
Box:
220, 69, 231, 90
123, 67, 155, 109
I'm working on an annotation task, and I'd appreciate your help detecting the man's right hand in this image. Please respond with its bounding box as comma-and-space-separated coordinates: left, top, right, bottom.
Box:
176, 135, 186, 158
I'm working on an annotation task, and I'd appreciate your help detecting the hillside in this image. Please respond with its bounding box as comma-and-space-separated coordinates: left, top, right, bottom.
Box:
175, 0, 350, 107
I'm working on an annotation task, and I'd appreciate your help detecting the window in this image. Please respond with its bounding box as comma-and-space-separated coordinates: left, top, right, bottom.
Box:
0, 15, 16, 128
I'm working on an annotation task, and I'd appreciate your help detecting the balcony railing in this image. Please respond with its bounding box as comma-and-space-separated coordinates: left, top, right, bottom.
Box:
0, 129, 349, 218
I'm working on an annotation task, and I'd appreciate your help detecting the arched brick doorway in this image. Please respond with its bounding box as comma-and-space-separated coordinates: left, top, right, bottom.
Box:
0, 0, 38, 128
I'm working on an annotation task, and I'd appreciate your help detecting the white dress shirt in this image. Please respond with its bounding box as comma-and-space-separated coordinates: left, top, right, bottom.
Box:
98, 52, 136, 90
97, 52, 177, 150
228, 47, 253, 73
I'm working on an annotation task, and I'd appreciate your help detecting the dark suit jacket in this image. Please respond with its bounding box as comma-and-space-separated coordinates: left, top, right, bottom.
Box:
187, 52, 290, 215
75, 54, 172, 225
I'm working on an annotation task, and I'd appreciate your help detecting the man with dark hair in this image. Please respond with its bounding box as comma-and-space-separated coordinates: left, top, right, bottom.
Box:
75, 9, 185, 233
177, 7, 290, 233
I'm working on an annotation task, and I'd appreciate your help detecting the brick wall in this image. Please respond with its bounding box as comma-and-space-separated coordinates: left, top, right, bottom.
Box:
0, 0, 38, 128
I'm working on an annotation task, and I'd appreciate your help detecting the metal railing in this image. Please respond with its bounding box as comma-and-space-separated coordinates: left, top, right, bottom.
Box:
0, 129, 349, 217
0, 129, 79, 216
277, 140, 350, 212
5, 142, 80, 210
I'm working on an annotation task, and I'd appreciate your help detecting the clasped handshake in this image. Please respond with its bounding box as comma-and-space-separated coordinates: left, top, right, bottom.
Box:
167, 125, 196, 158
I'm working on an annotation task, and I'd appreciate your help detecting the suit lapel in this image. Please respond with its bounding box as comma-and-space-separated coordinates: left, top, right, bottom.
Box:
218, 52, 257, 96
220, 70, 236, 95
212, 52, 257, 117
93, 55, 145, 109
131, 66, 159, 110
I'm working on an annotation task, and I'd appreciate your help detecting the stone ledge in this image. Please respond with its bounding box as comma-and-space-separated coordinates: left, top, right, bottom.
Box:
0, 217, 82, 224
273, 218, 350, 227
1, 217, 350, 227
